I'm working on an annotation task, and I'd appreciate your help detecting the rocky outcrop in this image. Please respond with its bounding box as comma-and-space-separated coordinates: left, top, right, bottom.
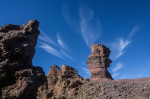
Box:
0, 20, 46, 99
0, 20, 85, 99
0, 20, 40, 82
1, 20, 150, 99
37, 65, 84, 99
87, 44, 113, 82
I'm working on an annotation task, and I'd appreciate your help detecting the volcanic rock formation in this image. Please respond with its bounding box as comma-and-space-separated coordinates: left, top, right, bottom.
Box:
38, 65, 84, 98
0, 20, 47, 99
0, 20, 85, 99
87, 44, 113, 82
1, 20, 150, 99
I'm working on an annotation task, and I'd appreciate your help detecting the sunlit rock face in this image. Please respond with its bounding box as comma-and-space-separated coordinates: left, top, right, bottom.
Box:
1, 20, 150, 99
87, 44, 113, 82
0, 20, 85, 99
41, 65, 84, 98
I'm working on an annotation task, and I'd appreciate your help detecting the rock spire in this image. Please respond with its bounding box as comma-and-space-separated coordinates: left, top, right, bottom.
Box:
87, 44, 113, 82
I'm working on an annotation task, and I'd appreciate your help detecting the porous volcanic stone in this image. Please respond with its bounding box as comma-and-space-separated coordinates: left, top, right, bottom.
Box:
0, 20, 46, 99
87, 44, 113, 82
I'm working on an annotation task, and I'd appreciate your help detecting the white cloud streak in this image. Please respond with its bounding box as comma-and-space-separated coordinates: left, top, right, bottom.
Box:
60, 49, 74, 61
39, 30, 58, 46
57, 33, 70, 51
81, 67, 91, 76
110, 25, 140, 60
38, 28, 74, 61
79, 7, 102, 47
112, 62, 123, 72
112, 73, 119, 78
110, 38, 131, 60
62, 5, 102, 48
128, 25, 140, 39
40, 43, 64, 59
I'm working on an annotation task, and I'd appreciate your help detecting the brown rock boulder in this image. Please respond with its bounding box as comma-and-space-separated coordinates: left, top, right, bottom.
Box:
87, 44, 113, 82
0, 20, 46, 99
0, 20, 40, 81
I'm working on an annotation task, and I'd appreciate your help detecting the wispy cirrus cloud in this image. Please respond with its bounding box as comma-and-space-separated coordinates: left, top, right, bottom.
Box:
62, 5, 102, 48
112, 73, 119, 78
79, 6, 102, 47
62, 5, 79, 33
39, 29, 58, 46
112, 62, 123, 72
57, 33, 70, 51
128, 25, 141, 39
111, 62, 123, 78
110, 38, 131, 60
40, 43, 64, 59
80, 67, 91, 76
39, 31, 74, 61
60, 49, 74, 61
110, 25, 140, 60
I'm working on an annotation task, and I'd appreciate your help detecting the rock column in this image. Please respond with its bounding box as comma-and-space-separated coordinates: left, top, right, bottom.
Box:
87, 44, 113, 82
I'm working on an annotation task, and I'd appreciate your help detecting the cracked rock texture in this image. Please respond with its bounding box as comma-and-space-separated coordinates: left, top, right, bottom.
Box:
0, 20, 150, 99
0, 20, 46, 99
37, 65, 84, 99
0, 20, 85, 99
87, 44, 113, 82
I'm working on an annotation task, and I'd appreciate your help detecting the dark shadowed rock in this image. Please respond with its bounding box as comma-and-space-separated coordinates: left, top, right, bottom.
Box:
1, 20, 150, 99
0, 20, 46, 99
0, 20, 40, 78
87, 44, 113, 82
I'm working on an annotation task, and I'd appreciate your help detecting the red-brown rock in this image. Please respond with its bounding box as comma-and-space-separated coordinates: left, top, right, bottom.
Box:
41, 65, 83, 98
87, 44, 113, 82
0, 20, 46, 99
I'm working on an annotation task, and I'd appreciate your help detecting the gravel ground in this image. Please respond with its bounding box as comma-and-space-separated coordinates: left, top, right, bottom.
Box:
73, 77, 150, 99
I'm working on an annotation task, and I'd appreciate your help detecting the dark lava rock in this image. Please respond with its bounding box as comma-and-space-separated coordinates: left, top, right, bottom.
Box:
1, 20, 150, 99
0, 20, 46, 99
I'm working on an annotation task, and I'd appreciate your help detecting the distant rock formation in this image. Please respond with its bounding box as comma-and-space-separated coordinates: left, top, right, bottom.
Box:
1, 20, 150, 99
87, 44, 113, 82
37, 65, 83, 98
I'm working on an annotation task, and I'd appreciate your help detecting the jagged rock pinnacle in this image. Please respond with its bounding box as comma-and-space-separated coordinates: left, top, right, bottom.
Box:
87, 44, 113, 82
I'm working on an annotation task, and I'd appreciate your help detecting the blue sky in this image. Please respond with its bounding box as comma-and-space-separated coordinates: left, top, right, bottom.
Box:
0, 0, 150, 80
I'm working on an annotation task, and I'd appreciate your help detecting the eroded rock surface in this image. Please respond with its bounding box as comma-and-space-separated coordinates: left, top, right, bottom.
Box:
87, 44, 113, 82
0, 20, 46, 99
0, 20, 85, 99
1, 20, 150, 99
37, 65, 84, 99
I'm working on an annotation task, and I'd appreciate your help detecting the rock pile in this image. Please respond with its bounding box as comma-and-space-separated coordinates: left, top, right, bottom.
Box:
87, 44, 113, 82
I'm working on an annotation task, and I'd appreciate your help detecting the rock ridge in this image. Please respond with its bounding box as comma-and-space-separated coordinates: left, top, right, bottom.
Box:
1, 20, 150, 99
